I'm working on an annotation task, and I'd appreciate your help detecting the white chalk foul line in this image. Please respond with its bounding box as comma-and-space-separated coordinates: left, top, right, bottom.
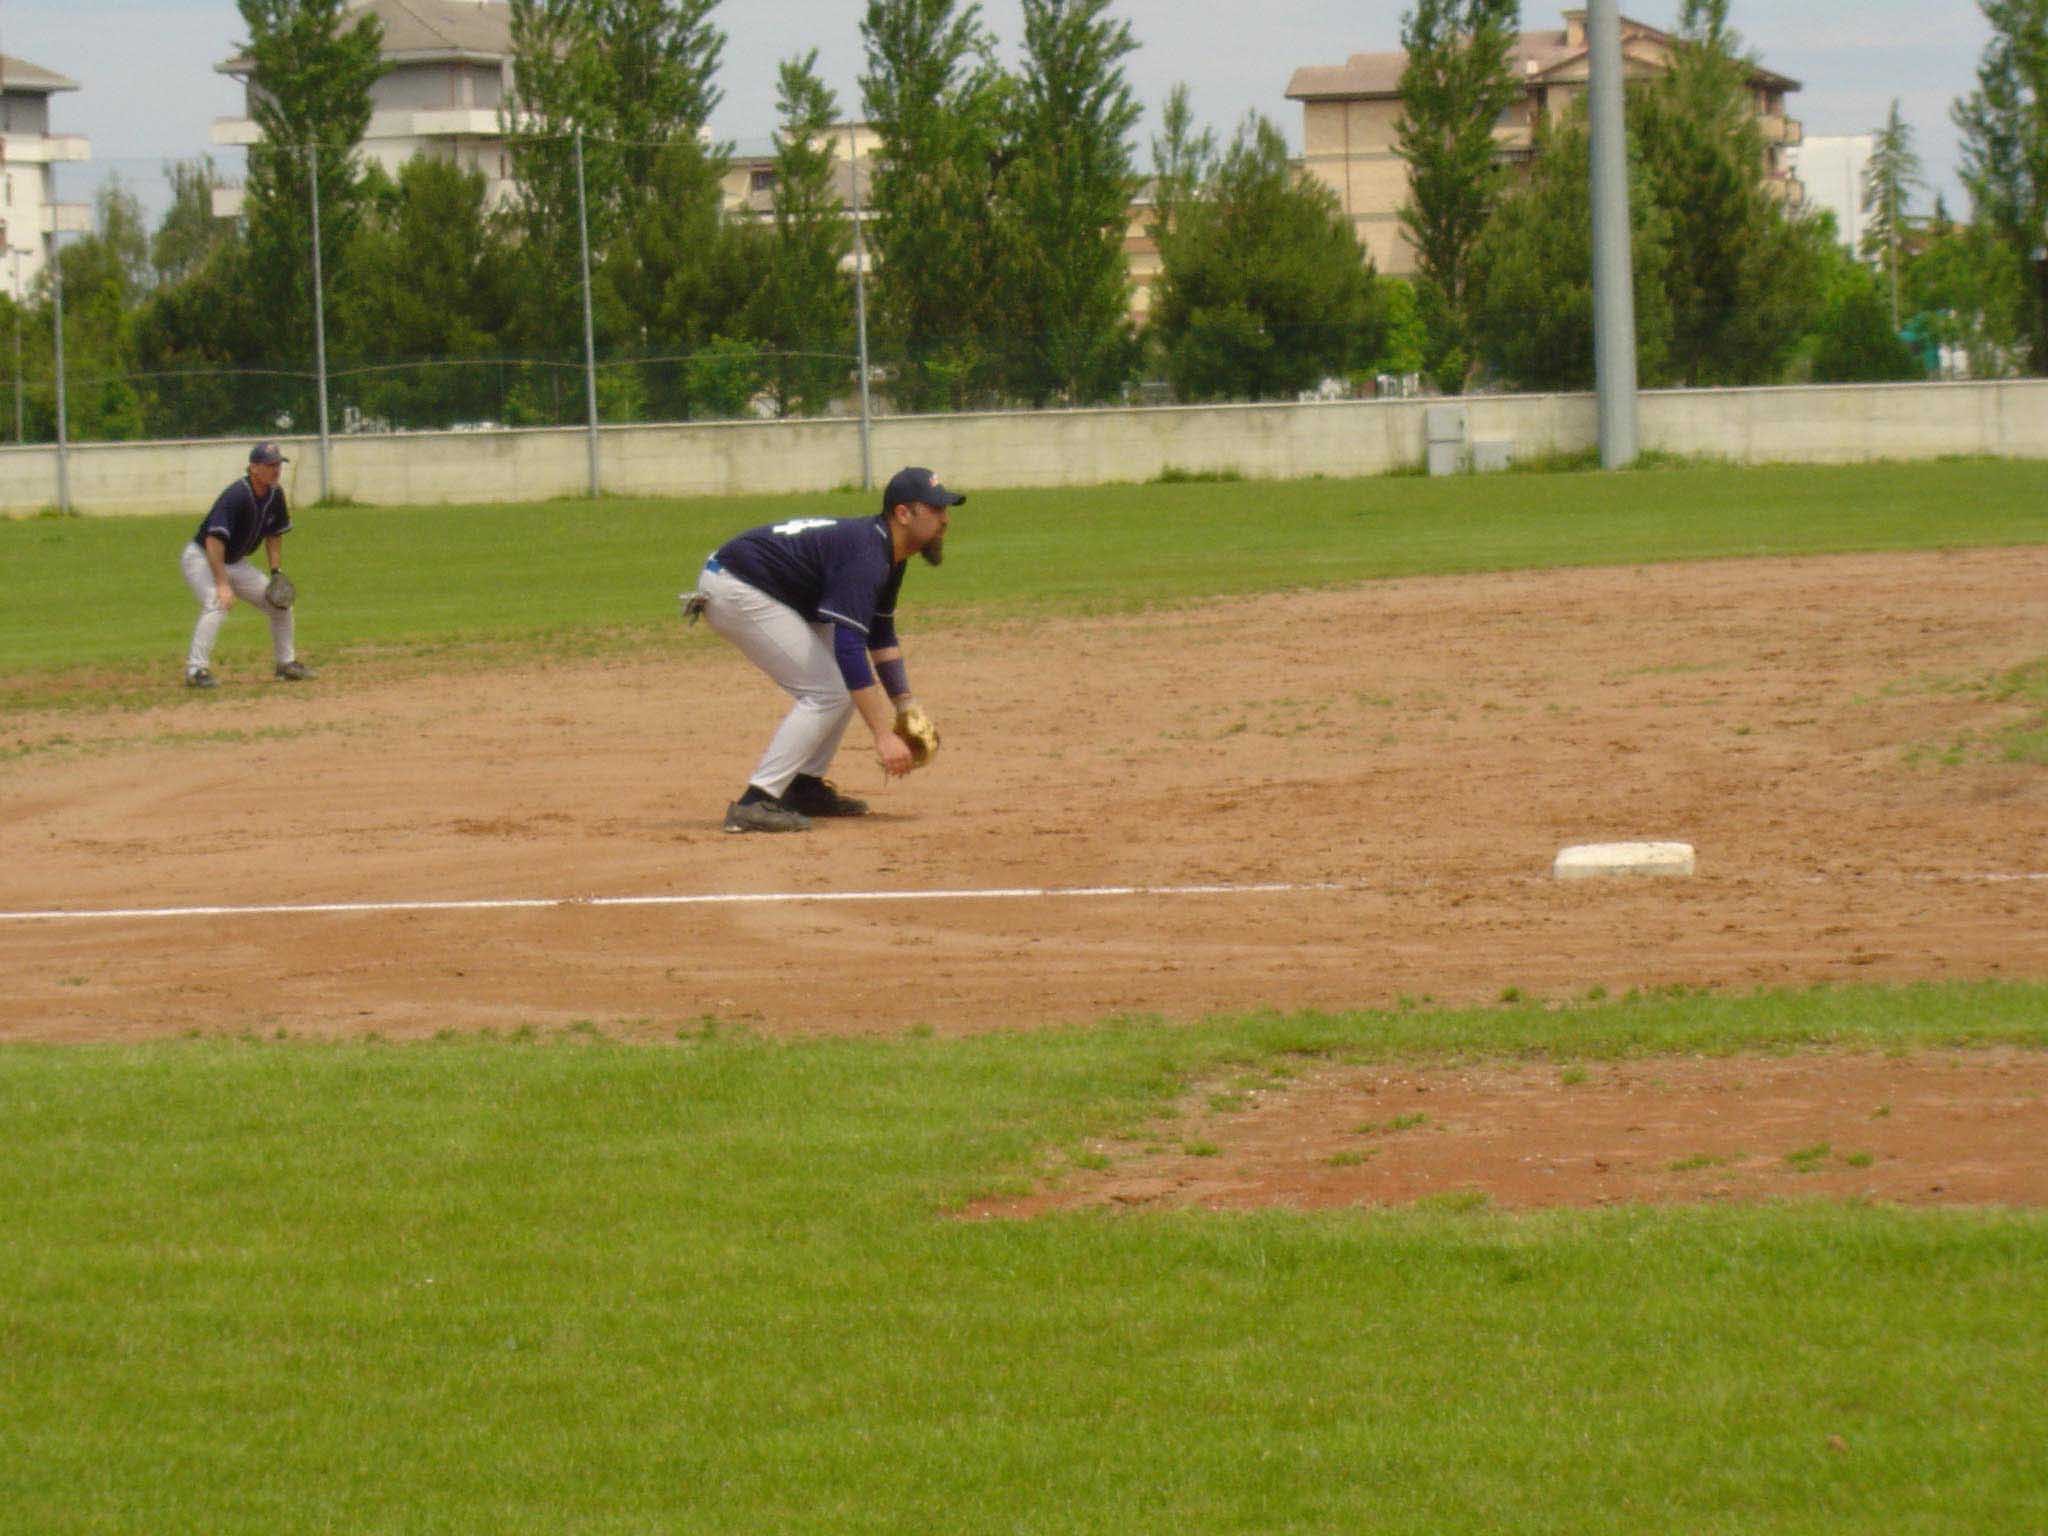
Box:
0, 880, 1350, 926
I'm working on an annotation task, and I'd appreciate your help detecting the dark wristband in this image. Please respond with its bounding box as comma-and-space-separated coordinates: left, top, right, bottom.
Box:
876, 656, 910, 699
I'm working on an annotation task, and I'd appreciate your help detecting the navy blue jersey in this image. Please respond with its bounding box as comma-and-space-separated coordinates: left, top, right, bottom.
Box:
193, 476, 291, 564
715, 514, 906, 643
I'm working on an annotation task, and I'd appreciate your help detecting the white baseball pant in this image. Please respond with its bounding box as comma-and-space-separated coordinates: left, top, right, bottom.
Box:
181, 541, 296, 673
695, 563, 856, 798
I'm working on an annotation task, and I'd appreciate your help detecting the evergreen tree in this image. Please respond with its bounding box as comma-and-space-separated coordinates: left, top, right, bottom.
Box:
860, 0, 1013, 411
1953, 0, 2048, 370
1149, 113, 1382, 402
1860, 100, 1924, 328
1630, 0, 1824, 384
233, 0, 384, 390
152, 160, 233, 289
1469, 112, 1675, 390
744, 52, 855, 418
334, 157, 515, 429
1003, 0, 1143, 404
503, 0, 732, 392
1393, 0, 1522, 393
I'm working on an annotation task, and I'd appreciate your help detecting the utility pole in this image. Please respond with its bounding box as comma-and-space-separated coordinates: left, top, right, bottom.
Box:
1587, 0, 1639, 469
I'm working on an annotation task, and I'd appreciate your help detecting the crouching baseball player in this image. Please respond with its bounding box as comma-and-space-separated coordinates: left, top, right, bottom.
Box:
685, 465, 957, 833
180, 441, 314, 688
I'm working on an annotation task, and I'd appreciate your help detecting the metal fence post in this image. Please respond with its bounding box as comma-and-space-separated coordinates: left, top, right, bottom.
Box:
309, 145, 333, 502
848, 123, 873, 493
574, 129, 600, 498
51, 233, 69, 512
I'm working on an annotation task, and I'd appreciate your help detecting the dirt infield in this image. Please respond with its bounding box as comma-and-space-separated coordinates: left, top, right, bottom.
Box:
7, 546, 2045, 1205
965, 1049, 2048, 1216
4, 546, 2045, 1042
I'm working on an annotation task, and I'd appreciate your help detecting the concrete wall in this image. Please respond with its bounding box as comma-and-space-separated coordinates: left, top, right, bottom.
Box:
5, 378, 2044, 518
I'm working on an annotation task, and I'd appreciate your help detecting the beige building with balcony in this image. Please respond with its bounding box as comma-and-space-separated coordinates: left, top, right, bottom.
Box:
1286, 8, 1802, 278
0, 53, 93, 301
213, 0, 518, 218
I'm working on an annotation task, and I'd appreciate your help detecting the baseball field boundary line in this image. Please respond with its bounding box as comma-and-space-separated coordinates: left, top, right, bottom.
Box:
0, 880, 1351, 926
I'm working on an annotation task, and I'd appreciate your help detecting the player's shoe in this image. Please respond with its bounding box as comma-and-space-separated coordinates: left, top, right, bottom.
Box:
274, 660, 318, 681
723, 798, 812, 834
782, 774, 870, 818
185, 667, 218, 689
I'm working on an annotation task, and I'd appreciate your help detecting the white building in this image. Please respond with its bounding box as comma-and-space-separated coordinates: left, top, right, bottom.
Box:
1786, 134, 1875, 253
212, 0, 517, 218
0, 53, 93, 301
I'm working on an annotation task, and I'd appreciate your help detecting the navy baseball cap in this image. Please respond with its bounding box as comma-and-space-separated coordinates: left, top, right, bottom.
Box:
882, 466, 965, 514
249, 441, 289, 465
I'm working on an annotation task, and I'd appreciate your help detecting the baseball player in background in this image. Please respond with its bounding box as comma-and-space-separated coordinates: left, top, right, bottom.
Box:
180, 441, 314, 688
689, 465, 963, 833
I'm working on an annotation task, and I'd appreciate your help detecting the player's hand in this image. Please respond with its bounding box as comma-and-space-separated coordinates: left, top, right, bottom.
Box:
215, 581, 237, 611
875, 728, 914, 778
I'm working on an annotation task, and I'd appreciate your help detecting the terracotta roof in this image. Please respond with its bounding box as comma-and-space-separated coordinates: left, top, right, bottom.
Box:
1286, 12, 1797, 101
220, 0, 510, 75
0, 54, 80, 94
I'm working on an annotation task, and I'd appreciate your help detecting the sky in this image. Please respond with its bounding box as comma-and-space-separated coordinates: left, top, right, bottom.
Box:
0, 0, 1990, 226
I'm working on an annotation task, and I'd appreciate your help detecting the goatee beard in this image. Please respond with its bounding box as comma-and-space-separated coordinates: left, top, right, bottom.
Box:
919, 533, 945, 567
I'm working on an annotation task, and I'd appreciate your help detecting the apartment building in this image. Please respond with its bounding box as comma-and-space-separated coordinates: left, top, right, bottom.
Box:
213, 0, 518, 218
1286, 8, 1802, 278
0, 53, 92, 301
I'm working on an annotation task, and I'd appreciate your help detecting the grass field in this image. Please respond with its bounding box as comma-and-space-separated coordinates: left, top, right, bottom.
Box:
5, 459, 2047, 1531
5, 987, 2047, 1535
4, 457, 2047, 682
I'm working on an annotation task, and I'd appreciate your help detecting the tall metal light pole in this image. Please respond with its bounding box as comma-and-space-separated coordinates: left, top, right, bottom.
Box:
1587, 0, 1639, 469
573, 129, 600, 498
846, 122, 874, 493
308, 145, 333, 503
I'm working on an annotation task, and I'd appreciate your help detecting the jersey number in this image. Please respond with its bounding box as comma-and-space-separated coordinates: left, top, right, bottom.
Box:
770, 518, 837, 537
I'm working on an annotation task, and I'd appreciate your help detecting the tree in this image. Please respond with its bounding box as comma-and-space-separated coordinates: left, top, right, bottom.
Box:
743, 52, 855, 417
333, 156, 515, 429
1802, 239, 1923, 382
233, 0, 384, 371
1860, 100, 1924, 328
1629, 0, 1825, 384
1907, 217, 2031, 377
39, 181, 153, 441
860, 0, 1013, 411
1002, 0, 1143, 405
1469, 112, 1675, 390
1393, 0, 1522, 393
1149, 113, 1383, 403
1953, 0, 2048, 370
503, 0, 732, 382
152, 159, 234, 289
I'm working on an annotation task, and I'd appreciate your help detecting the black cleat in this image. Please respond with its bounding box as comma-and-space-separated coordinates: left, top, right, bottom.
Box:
782, 774, 869, 818
274, 660, 318, 681
185, 667, 218, 689
723, 798, 812, 834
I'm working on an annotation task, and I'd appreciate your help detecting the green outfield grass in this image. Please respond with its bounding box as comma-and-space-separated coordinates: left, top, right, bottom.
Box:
3, 458, 2046, 690
3, 983, 2046, 1535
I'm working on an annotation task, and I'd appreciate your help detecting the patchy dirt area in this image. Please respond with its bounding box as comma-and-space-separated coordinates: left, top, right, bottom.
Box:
1, 547, 2045, 1044
965, 1048, 2048, 1215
